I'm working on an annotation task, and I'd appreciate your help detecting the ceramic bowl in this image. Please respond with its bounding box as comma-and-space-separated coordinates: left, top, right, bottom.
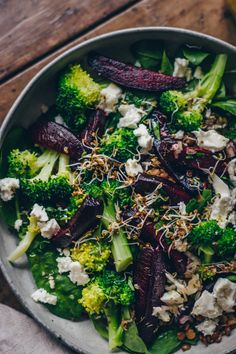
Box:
0, 27, 236, 354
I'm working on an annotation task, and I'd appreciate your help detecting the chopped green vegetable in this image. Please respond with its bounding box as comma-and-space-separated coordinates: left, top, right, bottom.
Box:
183, 47, 210, 65
212, 99, 236, 116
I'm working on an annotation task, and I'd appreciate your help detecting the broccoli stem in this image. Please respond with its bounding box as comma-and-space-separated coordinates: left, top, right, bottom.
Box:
32, 150, 59, 181
194, 54, 227, 104
58, 154, 70, 177
102, 199, 133, 272
8, 219, 38, 262
104, 303, 123, 351
199, 245, 214, 264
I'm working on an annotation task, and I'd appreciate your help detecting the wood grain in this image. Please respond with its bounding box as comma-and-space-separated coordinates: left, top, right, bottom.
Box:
0, 0, 236, 311
0, 0, 137, 81
0, 0, 235, 126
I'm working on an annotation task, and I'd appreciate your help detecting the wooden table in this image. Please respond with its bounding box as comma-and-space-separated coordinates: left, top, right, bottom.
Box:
0, 0, 236, 313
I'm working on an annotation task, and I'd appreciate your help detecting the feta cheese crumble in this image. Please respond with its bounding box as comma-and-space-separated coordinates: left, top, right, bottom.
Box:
196, 319, 218, 336
173, 58, 192, 81
118, 104, 144, 129
192, 290, 222, 319
210, 174, 233, 228
193, 129, 229, 152
228, 158, 236, 187
54, 114, 67, 127
99, 83, 122, 113
39, 218, 60, 239
30, 204, 49, 222
14, 219, 23, 232
0, 177, 20, 202
56, 256, 89, 286
152, 306, 171, 322
213, 278, 236, 313
125, 159, 143, 177
133, 124, 153, 152
160, 290, 184, 305
31, 288, 57, 305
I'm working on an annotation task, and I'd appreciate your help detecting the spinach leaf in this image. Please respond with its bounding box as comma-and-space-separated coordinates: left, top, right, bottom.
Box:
150, 329, 181, 354
92, 317, 109, 340
28, 238, 83, 320
123, 320, 150, 354
183, 47, 210, 66
131, 40, 163, 70
212, 99, 236, 116
160, 50, 173, 75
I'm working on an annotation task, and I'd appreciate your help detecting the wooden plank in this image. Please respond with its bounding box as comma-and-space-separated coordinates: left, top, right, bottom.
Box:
0, 0, 236, 311
0, 0, 235, 126
0, 0, 137, 81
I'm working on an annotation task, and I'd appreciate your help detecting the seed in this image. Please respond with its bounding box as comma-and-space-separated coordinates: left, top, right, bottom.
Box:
225, 326, 232, 336
227, 319, 236, 326
186, 329, 196, 340
177, 332, 185, 341
181, 344, 191, 351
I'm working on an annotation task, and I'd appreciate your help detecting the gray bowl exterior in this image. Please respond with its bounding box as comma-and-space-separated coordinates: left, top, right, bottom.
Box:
0, 27, 236, 354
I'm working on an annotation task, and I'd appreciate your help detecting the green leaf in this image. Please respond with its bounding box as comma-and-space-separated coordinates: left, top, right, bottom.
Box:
160, 50, 173, 75
183, 47, 210, 66
123, 321, 150, 354
212, 99, 236, 116
150, 329, 181, 354
131, 40, 163, 70
0, 199, 17, 227
214, 83, 226, 100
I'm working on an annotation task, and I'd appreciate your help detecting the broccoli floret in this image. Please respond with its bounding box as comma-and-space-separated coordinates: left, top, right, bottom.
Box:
7, 149, 38, 179
79, 270, 134, 350
56, 64, 101, 131
71, 241, 111, 272
217, 227, 236, 259
159, 54, 227, 131
198, 264, 217, 282
101, 180, 132, 208
188, 220, 223, 263
159, 90, 188, 114
21, 151, 73, 205
82, 180, 133, 272
174, 110, 203, 132
99, 128, 137, 162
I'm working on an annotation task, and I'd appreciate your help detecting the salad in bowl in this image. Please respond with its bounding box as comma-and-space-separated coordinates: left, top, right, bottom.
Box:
0, 38, 236, 354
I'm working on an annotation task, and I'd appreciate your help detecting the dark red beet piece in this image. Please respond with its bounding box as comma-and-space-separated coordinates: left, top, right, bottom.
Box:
133, 246, 155, 321
135, 173, 192, 203
88, 52, 186, 92
138, 247, 166, 344
80, 109, 106, 147
52, 196, 103, 248
30, 121, 84, 160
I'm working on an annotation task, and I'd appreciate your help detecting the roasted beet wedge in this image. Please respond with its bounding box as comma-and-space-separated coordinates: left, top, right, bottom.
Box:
88, 52, 185, 92
30, 121, 84, 159
52, 196, 103, 248
133, 246, 155, 321
138, 247, 166, 344
135, 173, 192, 203
80, 109, 106, 147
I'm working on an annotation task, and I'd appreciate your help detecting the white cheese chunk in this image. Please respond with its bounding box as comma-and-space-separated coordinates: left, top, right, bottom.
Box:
152, 306, 171, 322
228, 158, 236, 187
173, 58, 192, 81
193, 129, 229, 152
99, 83, 122, 113
196, 319, 218, 336
213, 278, 236, 313
0, 177, 20, 202
210, 174, 233, 228
48, 275, 55, 290
14, 219, 23, 232
160, 290, 184, 305
30, 204, 49, 222
118, 104, 143, 129
39, 218, 60, 239
54, 114, 67, 127
68, 261, 89, 286
191, 290, 222, 319
193, 66, 204, 79
31, 288, 57, 305
56, 256, 72, 274
125, 159, 143, 177
133, 124, 153, 152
